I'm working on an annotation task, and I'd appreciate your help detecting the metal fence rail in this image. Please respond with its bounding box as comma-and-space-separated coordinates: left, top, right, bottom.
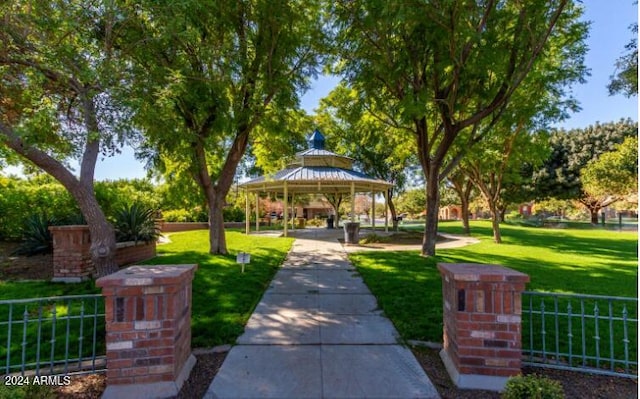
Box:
0, 294, 106, 377
522, 291, 638, 378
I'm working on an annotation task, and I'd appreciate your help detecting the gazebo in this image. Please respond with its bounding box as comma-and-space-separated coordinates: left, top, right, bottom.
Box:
240, 130, 393, 237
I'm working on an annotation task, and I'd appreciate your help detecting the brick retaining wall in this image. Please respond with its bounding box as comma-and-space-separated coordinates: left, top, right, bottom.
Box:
49, 226, 157, 282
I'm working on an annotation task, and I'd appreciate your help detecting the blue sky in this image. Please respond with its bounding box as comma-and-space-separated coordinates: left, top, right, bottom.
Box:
4, 1, 638, 180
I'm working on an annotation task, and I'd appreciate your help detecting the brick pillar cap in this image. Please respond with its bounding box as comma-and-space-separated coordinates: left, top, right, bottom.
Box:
48, 225, 90, 231
437, 263, 529, 283
96, 264, 198, 288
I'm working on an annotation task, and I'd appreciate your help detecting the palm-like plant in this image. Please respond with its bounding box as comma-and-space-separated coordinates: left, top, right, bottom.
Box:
113, 203, 160, 244
11, 214, 56, 256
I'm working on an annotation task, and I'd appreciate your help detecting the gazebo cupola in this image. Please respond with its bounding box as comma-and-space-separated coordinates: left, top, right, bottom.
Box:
292, 130, 353, 169
308, 129, 325, 149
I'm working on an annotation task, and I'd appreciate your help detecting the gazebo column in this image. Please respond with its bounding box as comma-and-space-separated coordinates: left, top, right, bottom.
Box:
283, 182, 288, 237
384, 190, 389, 232
245, 190, 250, 235
350, 182, 355, 223
291, 193, 295, 231
255, 192, 260, 232
371, 191, 376, 230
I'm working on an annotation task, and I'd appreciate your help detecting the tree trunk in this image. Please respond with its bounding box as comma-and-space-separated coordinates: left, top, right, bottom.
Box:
460, 195, 471, 235
489, 204, 502, 244
422, 174, 440, 257
499, 206, 507, 223
388, 197, 398, 231
450, 174, 473, 235
75, 189, 118, 277
590, 209, 599, 225
208, 191, 227, 254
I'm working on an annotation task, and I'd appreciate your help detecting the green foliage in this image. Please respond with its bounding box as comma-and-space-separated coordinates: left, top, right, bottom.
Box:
162, 209, 193, 223
10, 214, 55, 256
315, 84, 413, 201
330, 0, 588, 254
396, 188, 426, 217
95, 179, 159, 219
223, 206, 245, 223
0, 176, 79, 240
0, 384, 55, 399
502, 374, 565, 399
161, 208, 208, 223
306, 218, 325, 227
581, 136, 638, 198
121, 0, 326, 254
608, 22, 638, 98
113, 203, 160, 243
533, 119, 638, 200
0, 176, 159, 241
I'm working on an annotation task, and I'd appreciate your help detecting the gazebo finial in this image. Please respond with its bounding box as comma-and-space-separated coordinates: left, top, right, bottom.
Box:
308, 129, 325, 150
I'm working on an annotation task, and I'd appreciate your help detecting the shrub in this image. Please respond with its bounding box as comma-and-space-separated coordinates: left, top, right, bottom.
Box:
502, 374, 564, 399
162, 209, 192, 222
0, 384, 55, 399
161, 207, 209, 222
113, 203, 160, 244
506, 211, 523, 221
223, 206, 245, 222
306, 218, 325, 227
10, 214, 56, 256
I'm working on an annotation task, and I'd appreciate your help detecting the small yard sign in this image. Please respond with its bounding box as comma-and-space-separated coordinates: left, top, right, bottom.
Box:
236, 252, 251, 273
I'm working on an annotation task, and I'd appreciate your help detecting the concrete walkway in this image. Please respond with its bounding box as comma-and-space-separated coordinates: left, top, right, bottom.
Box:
205, 229, 440, 399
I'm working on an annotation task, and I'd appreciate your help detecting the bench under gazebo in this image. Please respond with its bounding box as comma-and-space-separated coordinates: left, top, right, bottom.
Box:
239, 130, 393, 239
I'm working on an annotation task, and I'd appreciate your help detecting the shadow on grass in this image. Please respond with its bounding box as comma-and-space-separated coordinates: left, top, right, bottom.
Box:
141, 234, 292, 347
438, 249, 637, 297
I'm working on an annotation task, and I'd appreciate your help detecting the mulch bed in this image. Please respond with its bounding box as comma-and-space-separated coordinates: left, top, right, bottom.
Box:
52, 347, 637, 399
0, 241, 53, 280
413, 346, 638, 399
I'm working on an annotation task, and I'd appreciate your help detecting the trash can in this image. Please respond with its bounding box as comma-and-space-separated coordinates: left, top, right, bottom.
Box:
327, 216, 334, 229
343, 222, 360, 245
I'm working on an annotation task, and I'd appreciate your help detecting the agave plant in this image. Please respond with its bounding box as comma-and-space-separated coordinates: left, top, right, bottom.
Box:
11, 213, 57, 256
113, 203, 160, 244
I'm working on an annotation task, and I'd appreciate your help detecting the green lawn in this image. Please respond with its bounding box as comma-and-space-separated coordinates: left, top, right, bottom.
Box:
0, 229, 294, 371
350, 221, 638, 370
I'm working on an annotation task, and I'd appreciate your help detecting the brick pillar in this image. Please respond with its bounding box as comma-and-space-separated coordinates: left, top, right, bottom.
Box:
438, 263, 530, 391
49, 225, 93, 282
96, 264, 198, 399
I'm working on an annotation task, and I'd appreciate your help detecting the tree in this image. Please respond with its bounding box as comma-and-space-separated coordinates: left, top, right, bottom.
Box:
396, 188, 426, 218
581, 136, 638, 200
324, 193, 344, 225
316, 84, 415, 230
331, 0, 588, 256
121, 0, 325, 254
460, 124, 549, 243
608, 12, 638, 97
249, 110, 313, 175
447, 171, 475, 235
0, 0, 131, 277
533, 119, 637, 223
